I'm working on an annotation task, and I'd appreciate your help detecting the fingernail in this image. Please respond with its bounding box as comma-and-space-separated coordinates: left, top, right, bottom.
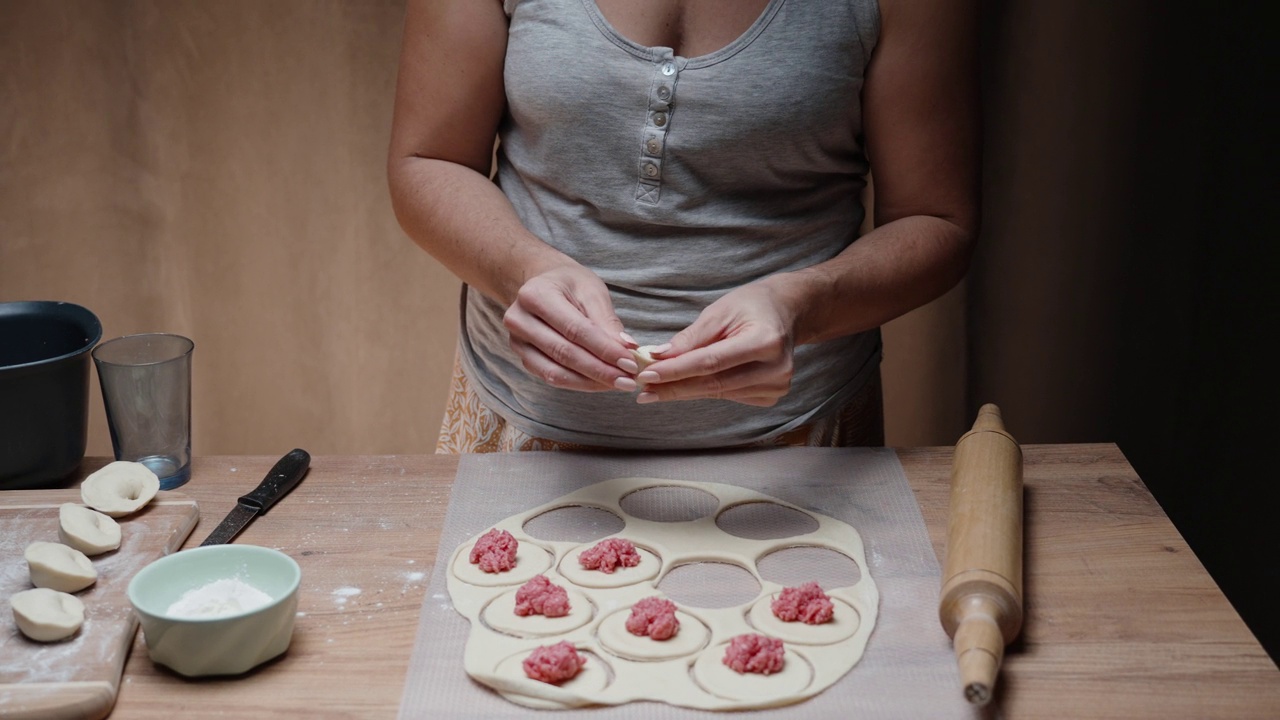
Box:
617, 358, 639, 374
614, 376, 637, 392
637, 370, 660, 384
651, 343, 672, 355
636, 392, 658, 404
619, 332, 638, 347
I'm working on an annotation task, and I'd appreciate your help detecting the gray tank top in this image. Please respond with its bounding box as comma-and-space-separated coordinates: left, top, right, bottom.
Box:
459, 0, 883, 449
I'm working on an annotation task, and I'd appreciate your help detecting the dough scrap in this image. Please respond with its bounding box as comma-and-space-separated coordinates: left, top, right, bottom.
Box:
10, 588, 86, 642
80, 461, 160, 517
25, 541, 97, 593
58, 503, 122, 556
451, 476, 878, 711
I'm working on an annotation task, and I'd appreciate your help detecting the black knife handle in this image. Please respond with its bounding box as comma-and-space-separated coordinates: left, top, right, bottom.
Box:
238, 448, 310, 513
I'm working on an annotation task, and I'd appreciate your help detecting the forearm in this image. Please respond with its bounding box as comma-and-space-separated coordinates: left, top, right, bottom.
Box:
388, 156, 574, 306
766, 214, 976, 346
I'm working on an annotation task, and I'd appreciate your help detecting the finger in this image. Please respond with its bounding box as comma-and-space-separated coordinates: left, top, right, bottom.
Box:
661, 313, 724, 358
510, 337, 614, 392
516, 285, 634, 370
505, 307, 635, 390
638, 333, 782, 385
638, 362, 791, 403
577, 292, 629, 345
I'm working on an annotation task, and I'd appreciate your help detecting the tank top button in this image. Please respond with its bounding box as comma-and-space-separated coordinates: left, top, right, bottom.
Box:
657, 85, 671, 100
661, 61, 676, 76
653, 112, 667, 127
646, 139, 660, 154
643, 162, 659, 178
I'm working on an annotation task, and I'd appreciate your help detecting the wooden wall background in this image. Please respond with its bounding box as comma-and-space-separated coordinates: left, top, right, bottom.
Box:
2, 1, 1274, 661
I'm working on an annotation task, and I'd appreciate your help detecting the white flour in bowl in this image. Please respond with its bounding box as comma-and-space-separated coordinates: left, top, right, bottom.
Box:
165, 578, 273, 618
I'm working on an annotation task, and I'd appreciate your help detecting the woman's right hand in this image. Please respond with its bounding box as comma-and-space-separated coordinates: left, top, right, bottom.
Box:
503, 264, 639, 393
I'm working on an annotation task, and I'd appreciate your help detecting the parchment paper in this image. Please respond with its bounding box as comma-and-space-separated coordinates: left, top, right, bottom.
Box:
399, 447, 988, 719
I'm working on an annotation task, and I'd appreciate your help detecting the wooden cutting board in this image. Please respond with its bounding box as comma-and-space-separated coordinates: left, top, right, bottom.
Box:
0, 490, 199, 720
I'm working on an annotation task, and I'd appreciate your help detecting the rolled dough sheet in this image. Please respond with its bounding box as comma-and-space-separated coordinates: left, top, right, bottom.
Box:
446, 477, 879, 711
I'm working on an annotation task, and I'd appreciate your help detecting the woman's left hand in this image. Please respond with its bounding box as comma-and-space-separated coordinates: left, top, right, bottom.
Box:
635, 279, 802, 407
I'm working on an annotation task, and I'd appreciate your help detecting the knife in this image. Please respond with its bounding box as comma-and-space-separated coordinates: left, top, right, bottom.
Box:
199, 448, 311, 546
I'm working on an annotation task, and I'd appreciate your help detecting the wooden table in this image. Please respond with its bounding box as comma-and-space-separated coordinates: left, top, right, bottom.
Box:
75, 445, 1278, 718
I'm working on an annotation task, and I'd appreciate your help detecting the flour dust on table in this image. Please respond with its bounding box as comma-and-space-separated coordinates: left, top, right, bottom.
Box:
445, 477, 879, 711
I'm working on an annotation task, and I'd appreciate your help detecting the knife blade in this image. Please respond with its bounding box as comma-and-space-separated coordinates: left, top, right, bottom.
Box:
200, 448, 310, 546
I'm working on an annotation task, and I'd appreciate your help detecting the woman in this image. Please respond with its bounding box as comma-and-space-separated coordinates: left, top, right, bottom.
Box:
387, 0, 979, 452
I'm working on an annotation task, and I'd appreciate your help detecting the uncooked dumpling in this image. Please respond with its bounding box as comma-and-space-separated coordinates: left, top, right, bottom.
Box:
25, 541, 97, 593
80, 461, 160, 517
58, 503, 122, 556
630, 346, 661, 372
10, 587, 86, 642
631, 345, 663, 390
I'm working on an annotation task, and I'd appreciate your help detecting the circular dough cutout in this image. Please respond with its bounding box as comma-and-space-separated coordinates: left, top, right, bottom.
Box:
58, 503, 122, 556
596, 607, 708, 661
494, 648, 611, 710
747, 595, 860, 646
80, 461, 160, 517
619, 485, 719, 522
483, 587, 594, 638
558, 544, 660, 589
658, 561, 760, 609
522, 505, 625, 543
692, 643, 813, 703
757, 545, 862, 589
715, 501, 819, 540
452, 539, 553, 587
10, 587, 86, 642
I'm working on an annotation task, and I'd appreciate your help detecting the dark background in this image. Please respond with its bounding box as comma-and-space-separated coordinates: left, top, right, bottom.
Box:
976, 2, 1277, 663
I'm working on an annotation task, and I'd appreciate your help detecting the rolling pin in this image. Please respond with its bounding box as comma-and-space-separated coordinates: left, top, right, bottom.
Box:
939, 403, 1024, 706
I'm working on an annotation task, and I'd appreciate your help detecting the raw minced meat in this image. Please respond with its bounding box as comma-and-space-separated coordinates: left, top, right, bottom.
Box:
722, 633, 785, 675
523, 640, 587, 684
578, 537, 640, 574
514, 575, 571, 618
625, 596, 679, 640
771, 581, 834, 624
469, 528, 518, 573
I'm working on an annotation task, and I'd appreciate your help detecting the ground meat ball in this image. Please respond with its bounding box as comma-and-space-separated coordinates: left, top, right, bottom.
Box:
469, 528, 518, 573
514, 575, 571, 618
770, 581, 835, 624
625, 596, 680, 640
523, 641, 587, 684
722, 634, 786, 675
578, 538, 640, 574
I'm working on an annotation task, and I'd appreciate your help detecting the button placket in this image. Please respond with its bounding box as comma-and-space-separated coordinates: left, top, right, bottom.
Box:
636, 55, 681, 205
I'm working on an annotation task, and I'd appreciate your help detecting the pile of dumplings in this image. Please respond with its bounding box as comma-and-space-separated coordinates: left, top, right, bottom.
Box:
9, 461, 161, 642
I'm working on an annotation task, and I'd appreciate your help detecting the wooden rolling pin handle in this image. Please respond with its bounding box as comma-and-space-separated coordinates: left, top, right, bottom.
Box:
951, 596, 1008, 706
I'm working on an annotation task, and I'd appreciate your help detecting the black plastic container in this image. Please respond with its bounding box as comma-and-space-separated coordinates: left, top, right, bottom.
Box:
0, 301, 103, 489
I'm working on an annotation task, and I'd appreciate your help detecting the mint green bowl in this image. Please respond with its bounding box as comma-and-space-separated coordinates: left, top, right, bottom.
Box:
127, 544, 301, 677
